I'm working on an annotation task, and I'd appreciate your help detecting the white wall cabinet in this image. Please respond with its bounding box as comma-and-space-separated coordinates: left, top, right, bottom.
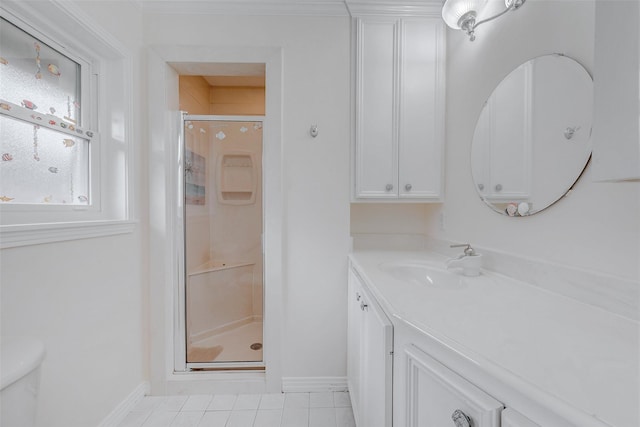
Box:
592, 0, 640, 181
347, 268, 393, 427
354, 16, 445, 200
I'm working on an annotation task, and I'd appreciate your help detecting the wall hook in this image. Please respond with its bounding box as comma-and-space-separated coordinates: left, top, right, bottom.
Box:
310, 124, 318, 138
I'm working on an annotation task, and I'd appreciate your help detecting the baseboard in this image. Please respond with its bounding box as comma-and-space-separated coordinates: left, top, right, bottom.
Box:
281, 377, 348, 393
97, 381, 149, 427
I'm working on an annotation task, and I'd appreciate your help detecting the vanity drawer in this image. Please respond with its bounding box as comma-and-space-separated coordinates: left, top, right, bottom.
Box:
403, 344, 503, 427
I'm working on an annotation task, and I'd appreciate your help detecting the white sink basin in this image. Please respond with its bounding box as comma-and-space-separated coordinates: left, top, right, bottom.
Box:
378, 261, 466, 290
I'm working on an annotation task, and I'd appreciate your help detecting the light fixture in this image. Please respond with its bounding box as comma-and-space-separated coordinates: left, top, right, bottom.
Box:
442, 0, 526, 41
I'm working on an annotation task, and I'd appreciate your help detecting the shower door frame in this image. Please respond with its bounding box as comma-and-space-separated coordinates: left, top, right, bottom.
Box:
178, 114, 266, 371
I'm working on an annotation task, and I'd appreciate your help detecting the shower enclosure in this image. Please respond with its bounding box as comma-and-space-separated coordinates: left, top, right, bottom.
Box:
181, 115, 264, 369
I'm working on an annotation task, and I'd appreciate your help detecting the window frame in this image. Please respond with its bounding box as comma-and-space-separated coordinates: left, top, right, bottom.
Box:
0, 1, 136, 248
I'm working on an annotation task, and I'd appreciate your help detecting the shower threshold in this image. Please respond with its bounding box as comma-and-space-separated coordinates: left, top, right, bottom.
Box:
187, 362, 265, 371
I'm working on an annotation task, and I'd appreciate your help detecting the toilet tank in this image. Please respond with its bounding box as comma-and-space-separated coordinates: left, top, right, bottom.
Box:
1, 337, 45, 427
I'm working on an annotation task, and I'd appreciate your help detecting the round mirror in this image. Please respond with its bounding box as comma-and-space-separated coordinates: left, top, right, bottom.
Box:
471, 54, 593, 216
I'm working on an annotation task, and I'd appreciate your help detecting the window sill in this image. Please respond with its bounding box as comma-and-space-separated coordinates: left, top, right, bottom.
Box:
0, 219, 137, 249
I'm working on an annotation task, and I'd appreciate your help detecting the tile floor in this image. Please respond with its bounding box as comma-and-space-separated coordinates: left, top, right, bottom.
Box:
118, 392, 356, 427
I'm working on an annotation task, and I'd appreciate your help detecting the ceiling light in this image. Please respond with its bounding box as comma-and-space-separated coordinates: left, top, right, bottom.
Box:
442, 0, 526, 41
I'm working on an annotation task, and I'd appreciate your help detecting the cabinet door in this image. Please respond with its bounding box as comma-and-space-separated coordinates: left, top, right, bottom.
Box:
502, 409, 540, 427
360, 283, 393, 427
398, 18, 445, 199
348, 268, 393, 427
355, 18, 398, 198
347, 269, 364, 424
403, 344, 503, 427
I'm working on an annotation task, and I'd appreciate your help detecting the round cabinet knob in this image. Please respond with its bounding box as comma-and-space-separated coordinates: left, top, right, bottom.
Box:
495, 184, 503, 192
478, 183, 484, 191
405, 183, 412, 191
356, 292, 361, 301
451, 409, 472, 427
360, 301, 368, 311
385, 184, 394, 192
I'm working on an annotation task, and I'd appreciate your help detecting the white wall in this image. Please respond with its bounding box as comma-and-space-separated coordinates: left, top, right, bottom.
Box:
144, 14, 352, 382
429, 0, 640, 281
0, 2, 147, 426
351, 203, 435, 235
1, 234, 144, 427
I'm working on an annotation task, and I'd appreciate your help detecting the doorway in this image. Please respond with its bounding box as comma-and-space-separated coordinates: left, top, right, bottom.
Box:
148, 46, 283, 392
178, 67, 266, 370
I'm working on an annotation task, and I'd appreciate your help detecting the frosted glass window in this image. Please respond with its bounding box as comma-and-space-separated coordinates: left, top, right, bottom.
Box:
0, 17, 81, 124
0, 115, 89, 205
0, 16, 92, 207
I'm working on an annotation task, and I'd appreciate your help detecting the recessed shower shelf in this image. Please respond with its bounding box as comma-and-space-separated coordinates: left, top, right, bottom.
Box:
217, 152, 257, 205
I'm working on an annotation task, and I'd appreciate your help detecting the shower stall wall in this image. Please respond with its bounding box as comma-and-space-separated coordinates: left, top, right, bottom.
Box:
182, 116, 264, 368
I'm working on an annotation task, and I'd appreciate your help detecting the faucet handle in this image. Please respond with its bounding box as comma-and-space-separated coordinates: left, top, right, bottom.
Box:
450, 243, 476, 256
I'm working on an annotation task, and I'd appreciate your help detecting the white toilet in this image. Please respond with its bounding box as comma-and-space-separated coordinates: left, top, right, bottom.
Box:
1, 337, 45, 427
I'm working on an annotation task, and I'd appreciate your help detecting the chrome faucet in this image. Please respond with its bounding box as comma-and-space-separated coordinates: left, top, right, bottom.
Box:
449, 243, 476, 258
446, 243, 482, 276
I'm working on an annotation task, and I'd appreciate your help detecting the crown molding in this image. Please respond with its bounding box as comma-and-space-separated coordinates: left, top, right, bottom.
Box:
139, 0, 350, 16
137, 0, 443, 17
346, 0, 443, 17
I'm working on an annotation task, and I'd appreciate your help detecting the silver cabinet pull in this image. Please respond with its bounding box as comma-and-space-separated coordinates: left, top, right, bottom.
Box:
405, 183, 412, 191
451, 409, 472, 427
360, 301, 368, 311
356, 292, 361, 301
385, 184, 393, 191
478, 183, 484, 191
495, 184, 503, 192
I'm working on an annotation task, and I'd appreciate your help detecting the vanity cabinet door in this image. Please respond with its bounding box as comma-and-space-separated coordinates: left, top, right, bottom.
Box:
354, 17, 445, 201
347, 269, 364, 424
501, 408, 540, 427
347, 268, 393, 427
359, 280, 393, 427
403, 344, 503, 427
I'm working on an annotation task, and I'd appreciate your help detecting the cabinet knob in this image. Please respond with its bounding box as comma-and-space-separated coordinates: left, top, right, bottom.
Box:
385, 184, 393, 191
405, 183, 412, 191
495, 184, 503, 192
478, 183, 484, 191
451, 409, 472, 427
356, 292, 361, 301
360, 301, 368, 311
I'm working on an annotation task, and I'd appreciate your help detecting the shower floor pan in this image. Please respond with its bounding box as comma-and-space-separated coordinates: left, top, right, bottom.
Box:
188, 320, 263, 369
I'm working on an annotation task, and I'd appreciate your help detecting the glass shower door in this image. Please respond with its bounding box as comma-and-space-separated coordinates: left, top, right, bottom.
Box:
182, 116, 264, 368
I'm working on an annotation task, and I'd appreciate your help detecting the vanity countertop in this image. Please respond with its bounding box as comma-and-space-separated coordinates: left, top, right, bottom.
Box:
349, 250, 639, 427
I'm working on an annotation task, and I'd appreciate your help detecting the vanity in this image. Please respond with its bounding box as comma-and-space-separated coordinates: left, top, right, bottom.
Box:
347, 249, 639, 427
346, 1, 639, 425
